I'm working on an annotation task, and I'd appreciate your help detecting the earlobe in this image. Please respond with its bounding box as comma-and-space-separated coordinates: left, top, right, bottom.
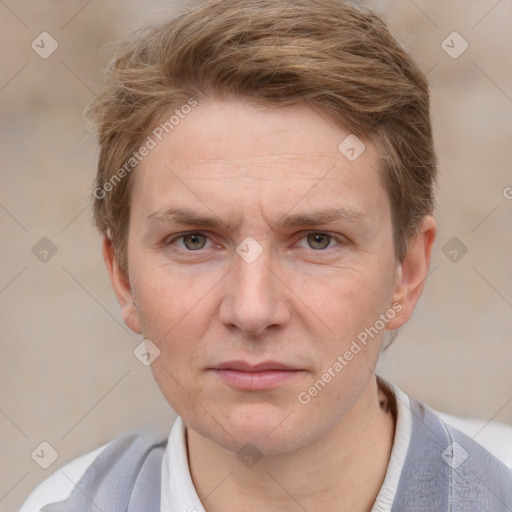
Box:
101, 236, 142, 334
386, 216, 437, 330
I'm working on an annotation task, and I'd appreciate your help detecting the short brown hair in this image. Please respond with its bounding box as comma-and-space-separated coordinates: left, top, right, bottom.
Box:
88, 0, 437, 272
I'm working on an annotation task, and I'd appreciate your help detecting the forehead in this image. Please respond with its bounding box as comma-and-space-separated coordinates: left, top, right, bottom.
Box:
133, 99, 389, 227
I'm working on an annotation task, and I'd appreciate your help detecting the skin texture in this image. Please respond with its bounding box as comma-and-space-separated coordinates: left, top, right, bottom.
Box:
103, 99, 436, 511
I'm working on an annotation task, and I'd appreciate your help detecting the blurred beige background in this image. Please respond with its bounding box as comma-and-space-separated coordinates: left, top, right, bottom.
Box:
1, 0, 511, 510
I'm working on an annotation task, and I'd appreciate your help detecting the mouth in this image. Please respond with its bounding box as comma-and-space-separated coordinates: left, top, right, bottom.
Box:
209, 360, 304, 391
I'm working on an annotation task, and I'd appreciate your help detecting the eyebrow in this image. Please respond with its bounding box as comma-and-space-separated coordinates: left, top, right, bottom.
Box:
276, 207, 367, 230
145, 206, 368, 232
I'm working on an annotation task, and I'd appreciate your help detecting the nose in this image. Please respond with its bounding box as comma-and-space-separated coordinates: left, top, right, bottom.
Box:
218, 246, 291, 337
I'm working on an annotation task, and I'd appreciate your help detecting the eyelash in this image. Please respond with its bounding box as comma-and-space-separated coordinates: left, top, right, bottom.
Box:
166, 231, 346, 252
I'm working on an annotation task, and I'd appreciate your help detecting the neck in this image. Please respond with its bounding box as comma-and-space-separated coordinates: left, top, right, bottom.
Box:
186, 377, 396, 512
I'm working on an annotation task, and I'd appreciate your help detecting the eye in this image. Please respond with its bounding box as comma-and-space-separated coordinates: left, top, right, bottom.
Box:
173, 232, 209, 251
300, 232, 340, 250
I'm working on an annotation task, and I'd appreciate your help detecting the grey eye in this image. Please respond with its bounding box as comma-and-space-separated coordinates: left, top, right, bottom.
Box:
307, 233, 332, 250
182, 233, 208, 250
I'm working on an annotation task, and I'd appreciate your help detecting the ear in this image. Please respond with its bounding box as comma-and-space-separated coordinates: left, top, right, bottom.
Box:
386, 216, 436, 330
102, 235, 142, 334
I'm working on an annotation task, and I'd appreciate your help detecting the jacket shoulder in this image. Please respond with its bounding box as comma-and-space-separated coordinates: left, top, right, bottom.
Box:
21, 431, 166, 512
20, 442, 110, 511
393, 399, 512, 512
443, 418, 512, 510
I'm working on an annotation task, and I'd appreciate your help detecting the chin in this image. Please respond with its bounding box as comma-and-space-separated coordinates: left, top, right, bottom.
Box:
189, 402, 314, 456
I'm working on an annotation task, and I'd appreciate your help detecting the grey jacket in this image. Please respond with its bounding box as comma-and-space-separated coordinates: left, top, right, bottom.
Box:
41, 399, 512, 511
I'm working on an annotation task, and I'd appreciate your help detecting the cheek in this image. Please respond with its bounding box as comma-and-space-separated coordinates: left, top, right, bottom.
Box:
133, 268, 215, 413
292, 268, 393, 413
294, 264, 397, 393
131, 264, 216, 353
298, 266, 393, 338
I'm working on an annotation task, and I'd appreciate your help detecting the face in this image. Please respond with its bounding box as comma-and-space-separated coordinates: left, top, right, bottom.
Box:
105, 98, 434, 455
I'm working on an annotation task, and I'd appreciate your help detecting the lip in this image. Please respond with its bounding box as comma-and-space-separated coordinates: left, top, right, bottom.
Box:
210, 360, 303, 391
214, 360, 298, 372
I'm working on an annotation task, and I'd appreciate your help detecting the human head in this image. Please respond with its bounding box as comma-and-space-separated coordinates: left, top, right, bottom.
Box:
88, 0, 437, 273
94, 0, 437, 457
